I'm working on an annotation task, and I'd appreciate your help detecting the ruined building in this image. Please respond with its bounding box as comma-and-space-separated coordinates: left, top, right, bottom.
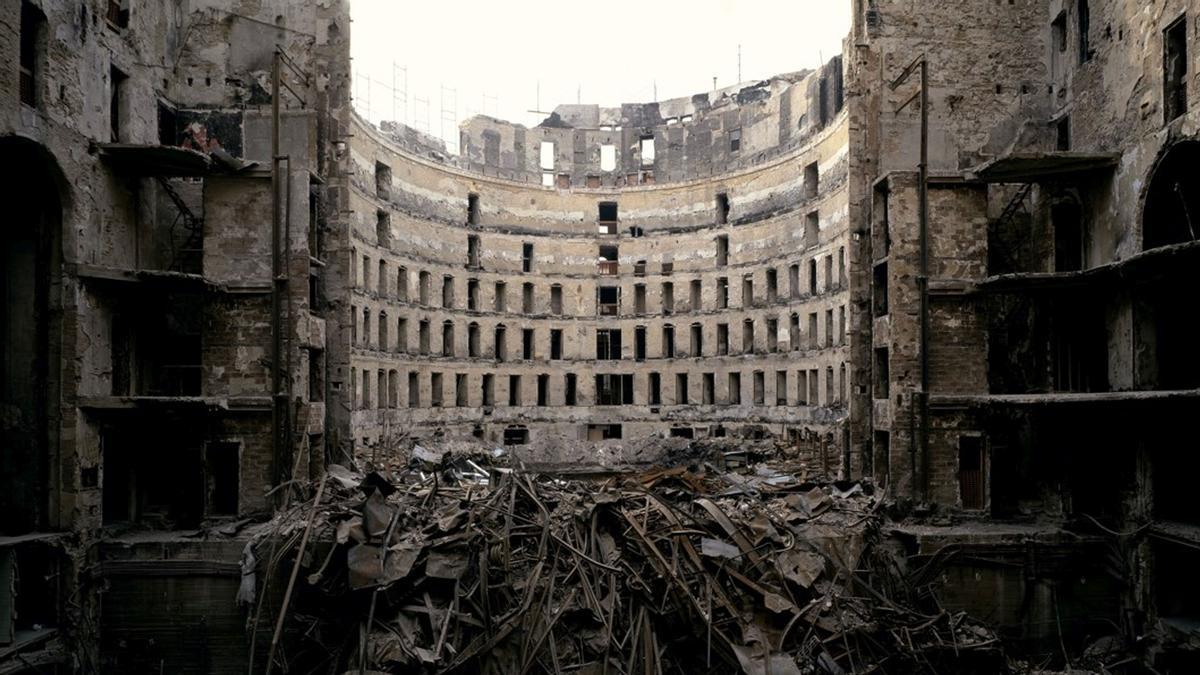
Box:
338, 60, 850, 454
2, 0, 1199, 671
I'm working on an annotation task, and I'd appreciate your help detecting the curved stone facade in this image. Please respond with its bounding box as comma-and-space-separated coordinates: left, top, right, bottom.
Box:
337, 64, 851, 452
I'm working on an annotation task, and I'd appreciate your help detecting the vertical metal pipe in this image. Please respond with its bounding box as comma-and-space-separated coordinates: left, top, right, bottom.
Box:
918, 58, 931, 503
271, 49, 283, 492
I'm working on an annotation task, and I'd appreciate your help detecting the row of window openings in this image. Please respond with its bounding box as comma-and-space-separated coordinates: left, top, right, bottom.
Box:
352, 366, 848, 410
373, 166, 818, 238
356, 253, 846, 316
349, 310, 848, 359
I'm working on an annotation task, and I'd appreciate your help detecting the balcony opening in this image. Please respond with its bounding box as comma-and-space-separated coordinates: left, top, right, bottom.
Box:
663, 324, 676, 358
468, 279, 480, 311
550, 284, 563, 314
597, 286, 620, 316
634, 284, 646, 314
716, 235, 729, 266
416, 319, 430, 355
537, 374, 549, 407
508, 375, 522, 406
776, 371, 788, 406
595, 374, 634, 405
409, 373, 420, 408
789, 314, 800, 352
522, 242, 534, 272
662, 282, 674, 314
596, 329, 623, 360
743, 319, 755, 354
482, 374, 495, 406
443, 321, 455, 357
717, 277, 729, 309
456, 374, 468, 407
649, 372, 661, 405
789, 264, 800, 299
690, 323, 703, 357
959, 436, 986, 510
728, 372, 742, 405
717, 324, 729, 356
442, 275, 455, 309
741, 276, 753, 307
565, 374, 577, 405
397, 318, 408, 353
766, 318, 778, 352
494, 325, 507, 362
702, 373, 715, 404
494, 281, 506, 312
522, 328, 534, 360
419, 271, 431, 305
753, 371, 765, 405
716, 193, 730, 225
522, 282, 534, 314
551, 329, 563, 360
690, 280, 702, 311
598, 202, 619, 234
598, 245, 619, 275
766, 269, 778, 302
676, 373, 689, 404
431, 373, 443, 407
397, 268, 408, 301
635, 326, 647, 361
809, 259, 818, 295
468, 322, 480, 357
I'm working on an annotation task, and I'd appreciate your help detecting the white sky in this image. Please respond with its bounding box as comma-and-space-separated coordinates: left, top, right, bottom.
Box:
350, 0, 851, 152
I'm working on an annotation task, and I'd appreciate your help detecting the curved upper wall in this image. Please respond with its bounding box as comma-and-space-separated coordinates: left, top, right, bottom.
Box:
372, 57, 845, 188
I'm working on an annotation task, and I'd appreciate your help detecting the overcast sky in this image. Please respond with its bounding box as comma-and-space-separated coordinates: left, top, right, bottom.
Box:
350, 1, 850, 152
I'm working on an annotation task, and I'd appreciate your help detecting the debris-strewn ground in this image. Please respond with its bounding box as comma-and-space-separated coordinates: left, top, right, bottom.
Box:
240, 438, 1101, 674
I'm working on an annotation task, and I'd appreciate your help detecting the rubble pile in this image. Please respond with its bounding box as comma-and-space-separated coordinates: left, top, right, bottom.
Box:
248, 442, 1012, 674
